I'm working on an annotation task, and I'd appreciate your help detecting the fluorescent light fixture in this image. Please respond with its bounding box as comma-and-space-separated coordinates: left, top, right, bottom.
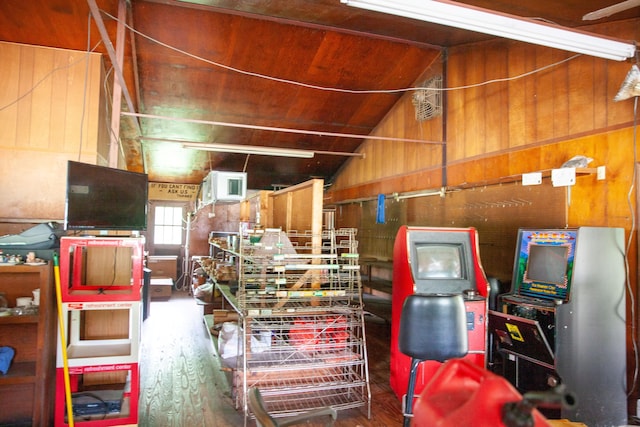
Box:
341, 0, 637, 61
182, 142, 315, 158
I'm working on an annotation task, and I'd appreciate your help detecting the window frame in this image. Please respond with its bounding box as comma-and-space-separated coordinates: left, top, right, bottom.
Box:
152, 204, 184, 246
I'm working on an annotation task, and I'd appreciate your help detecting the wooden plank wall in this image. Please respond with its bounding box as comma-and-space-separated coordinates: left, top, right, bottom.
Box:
188, 202, 242, 256
328, 19, 640, 196
241, 190, 272, 226
188, 181, 324, 266
328, 19, 640, 273
328, 18, 640, 410
269, 179, 324, 234
0, 41, 108, 221
352, 181, 566, 283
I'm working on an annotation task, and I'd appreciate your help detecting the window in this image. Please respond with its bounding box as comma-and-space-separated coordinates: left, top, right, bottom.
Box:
153, 206, 183, 245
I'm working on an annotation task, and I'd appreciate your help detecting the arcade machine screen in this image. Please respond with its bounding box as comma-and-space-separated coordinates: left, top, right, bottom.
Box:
415, 244, 463, 280
408, 231, 477, 295
513, 229, 577, 302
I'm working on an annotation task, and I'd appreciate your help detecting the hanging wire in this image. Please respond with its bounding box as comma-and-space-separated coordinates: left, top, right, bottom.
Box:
625, 95, 639, 397
99, 8, 581, 95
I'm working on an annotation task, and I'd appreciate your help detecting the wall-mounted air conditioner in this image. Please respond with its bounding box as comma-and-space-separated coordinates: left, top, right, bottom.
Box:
201, 171, 247, 206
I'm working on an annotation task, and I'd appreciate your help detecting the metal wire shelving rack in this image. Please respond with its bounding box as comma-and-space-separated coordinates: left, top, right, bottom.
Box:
224, 226, 371, 424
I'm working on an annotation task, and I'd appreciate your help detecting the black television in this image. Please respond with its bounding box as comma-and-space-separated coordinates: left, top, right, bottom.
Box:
64, 161, 148, 231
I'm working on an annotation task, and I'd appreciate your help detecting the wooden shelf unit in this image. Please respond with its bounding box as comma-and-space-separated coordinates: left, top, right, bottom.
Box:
54, 236, 144, 427
0, 263, 57, 426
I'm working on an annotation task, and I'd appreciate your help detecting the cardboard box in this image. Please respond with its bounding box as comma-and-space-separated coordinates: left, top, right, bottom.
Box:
148, 256, 178, 280
150, 278, 173, 300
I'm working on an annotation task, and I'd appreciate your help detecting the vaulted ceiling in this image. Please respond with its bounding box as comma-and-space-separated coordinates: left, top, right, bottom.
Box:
0, 0, 638, 190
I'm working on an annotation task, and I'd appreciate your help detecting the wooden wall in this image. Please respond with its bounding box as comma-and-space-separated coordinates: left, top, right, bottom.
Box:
187, 181, 325, 259
269, 179, 324, 235
327, 18, 640, 410
328, 19, 640, 272
328, 19, 640, 197
187, 202, 242, 257
350, 180, 568, 283
0, 41, 109, 222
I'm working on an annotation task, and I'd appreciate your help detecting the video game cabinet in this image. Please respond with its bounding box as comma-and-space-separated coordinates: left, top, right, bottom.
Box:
390, 226, 490, 401
489, 227, 627, 427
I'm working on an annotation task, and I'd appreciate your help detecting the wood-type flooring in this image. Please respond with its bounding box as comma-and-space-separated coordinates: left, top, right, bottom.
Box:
138, 291, 403, 427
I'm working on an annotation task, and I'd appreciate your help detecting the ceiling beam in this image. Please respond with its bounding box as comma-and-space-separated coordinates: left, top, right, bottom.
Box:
108, 0, 126, 168
145, 0, 444, 51
123, 111, 444, 144
86, 0, 141, 134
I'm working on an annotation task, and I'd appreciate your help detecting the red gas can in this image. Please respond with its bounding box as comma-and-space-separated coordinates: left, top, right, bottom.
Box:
413, 359, 551, 427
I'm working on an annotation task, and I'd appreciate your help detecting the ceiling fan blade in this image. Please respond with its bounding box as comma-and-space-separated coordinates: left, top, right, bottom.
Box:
583, 0, 640, 20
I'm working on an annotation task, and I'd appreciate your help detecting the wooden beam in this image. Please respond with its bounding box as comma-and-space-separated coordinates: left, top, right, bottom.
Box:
86, 0, 141, 138
108, 0, 126, 168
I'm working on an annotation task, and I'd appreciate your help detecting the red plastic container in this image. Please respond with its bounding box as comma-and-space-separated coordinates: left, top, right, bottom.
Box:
413, 359, 551, 427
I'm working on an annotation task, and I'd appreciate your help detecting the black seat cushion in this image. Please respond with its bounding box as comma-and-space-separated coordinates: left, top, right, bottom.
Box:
398, 293, 468, 362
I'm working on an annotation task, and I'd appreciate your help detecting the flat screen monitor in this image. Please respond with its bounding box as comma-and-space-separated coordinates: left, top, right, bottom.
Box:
64, 161, 148, 231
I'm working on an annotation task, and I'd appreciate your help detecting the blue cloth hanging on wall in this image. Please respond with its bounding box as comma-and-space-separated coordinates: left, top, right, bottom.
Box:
0, 346, 15, 374
376, 194, 385, 224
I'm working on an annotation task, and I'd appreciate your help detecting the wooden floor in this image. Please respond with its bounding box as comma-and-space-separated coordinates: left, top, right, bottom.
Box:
138, 291, 403, 427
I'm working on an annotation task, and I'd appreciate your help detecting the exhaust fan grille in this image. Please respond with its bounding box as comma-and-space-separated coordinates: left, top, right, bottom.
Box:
614, 64, 640, 102
412, 75, 443, 121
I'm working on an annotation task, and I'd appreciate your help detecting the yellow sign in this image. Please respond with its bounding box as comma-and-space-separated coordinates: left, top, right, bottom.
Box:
149, 183, 199, 201
506, 323, 525, 342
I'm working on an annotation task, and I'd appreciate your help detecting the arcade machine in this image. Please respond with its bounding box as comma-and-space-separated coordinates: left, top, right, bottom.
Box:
489, 227, 627, 427
390, 225, 490, 401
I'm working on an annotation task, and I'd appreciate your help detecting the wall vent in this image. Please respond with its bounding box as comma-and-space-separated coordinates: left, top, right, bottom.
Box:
412, 75, 443, 121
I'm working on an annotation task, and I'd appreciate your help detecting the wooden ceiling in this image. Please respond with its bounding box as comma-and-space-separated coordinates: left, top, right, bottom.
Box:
0, 0, 638, 190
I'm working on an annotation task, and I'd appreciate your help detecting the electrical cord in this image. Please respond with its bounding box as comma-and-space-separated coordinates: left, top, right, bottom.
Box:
625, 95, 639, 398
98, 8, 581, 95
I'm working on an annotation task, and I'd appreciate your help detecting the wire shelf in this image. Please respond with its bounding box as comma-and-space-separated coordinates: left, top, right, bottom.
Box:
257, 386, 369, 418
216, 227, 370, 423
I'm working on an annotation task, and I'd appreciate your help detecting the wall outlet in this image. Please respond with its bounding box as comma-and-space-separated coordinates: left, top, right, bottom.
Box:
597, 166, 606, 180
